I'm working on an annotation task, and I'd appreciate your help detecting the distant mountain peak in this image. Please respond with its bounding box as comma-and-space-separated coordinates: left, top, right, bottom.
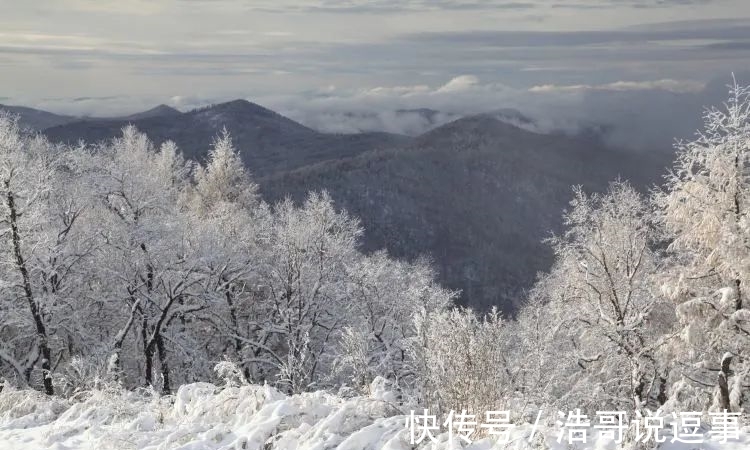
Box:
0, 104, 78, 131
121, 104, 181, 121
220, 98, 253, 107
188, 99, 317, 135
200, 99, 276, 116
420, 112, 528, 136
151, 104, 180, 114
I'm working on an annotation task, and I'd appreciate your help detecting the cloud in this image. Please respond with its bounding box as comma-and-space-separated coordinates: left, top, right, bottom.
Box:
704, 41, 750, 50
3, 71, 743, 154
286, 109, 463, 134
180, 0, 538, 13
264, 73, 735, 151
437, 75, 481, 93
529, 79, 706, 94
31, 0, 167, 15
403, 24, 750, 48
180, 0, 721, 13
267, 75, 518, 133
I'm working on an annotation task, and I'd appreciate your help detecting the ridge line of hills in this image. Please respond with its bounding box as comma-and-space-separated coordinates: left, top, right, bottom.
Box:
0, 99, 674, 310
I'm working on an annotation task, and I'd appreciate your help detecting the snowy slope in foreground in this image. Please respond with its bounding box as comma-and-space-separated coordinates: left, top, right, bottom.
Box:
0, 381, 748, 450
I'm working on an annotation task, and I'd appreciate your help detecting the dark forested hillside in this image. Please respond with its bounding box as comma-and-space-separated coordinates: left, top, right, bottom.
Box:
260, 114, 673, 310
0, 104, 78, 130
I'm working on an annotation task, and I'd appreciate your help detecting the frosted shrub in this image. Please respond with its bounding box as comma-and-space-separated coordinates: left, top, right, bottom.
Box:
214, 359, 249, 387
411, 307, 512, 418
0, 386, 68, 424
56, 356, 115, 397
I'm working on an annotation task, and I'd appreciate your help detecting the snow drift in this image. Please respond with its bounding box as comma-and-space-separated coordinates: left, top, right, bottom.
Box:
1, 379, 748, 450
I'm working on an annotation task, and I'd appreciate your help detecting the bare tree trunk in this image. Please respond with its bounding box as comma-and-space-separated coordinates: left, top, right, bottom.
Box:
657, 371, 668, 406
144, 337, 155, 388
109, 297, 140, 381
735, 279, 743, 311
633, 378, 646, 410
22, 348, 40, 383
734, 152, 743, 310
142, 316, 153, 387
141, 246, 157, 388
155, 333, 171, 395
223, 279, 250, 380
143, 294, 179, 392
718, 354, 733, 411
6, 186, 54, 395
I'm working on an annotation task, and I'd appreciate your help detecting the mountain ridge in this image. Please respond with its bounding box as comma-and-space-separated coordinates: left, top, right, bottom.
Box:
43, 99, 412, 176
0, 104, 78, 130
13, 99, 673, 310
119, 104, 181, 121
259, 112, 673, 309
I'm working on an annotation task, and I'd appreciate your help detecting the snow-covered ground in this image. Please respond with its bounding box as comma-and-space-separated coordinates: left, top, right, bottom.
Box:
0, 380, 748, 450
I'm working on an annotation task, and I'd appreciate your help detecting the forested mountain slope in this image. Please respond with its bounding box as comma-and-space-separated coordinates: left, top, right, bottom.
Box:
44, 99, 410, 175
261, 114, 672, 309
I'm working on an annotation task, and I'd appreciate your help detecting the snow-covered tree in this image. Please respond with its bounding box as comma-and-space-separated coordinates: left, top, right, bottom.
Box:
334, 251, 454, 391
523, 182, 674, 412
656, 80, 750, 412
0, 115, 98, 395
0, 117, 466, 400
181, 129, 269, 382
90, 126, 203, 393
190, 128, 258, 214
253, 193, 361, 393
0, 115, 59, 394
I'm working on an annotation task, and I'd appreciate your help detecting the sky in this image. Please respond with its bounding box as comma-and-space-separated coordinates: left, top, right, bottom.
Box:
1, 0, 749, 143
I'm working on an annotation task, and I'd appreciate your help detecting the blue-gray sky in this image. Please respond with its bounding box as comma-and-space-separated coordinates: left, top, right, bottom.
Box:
1, 0, 749, 139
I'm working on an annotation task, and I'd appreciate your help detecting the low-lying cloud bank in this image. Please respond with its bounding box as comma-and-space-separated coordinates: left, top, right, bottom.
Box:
271, 72, 746, 151
7, 71, 748, 152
